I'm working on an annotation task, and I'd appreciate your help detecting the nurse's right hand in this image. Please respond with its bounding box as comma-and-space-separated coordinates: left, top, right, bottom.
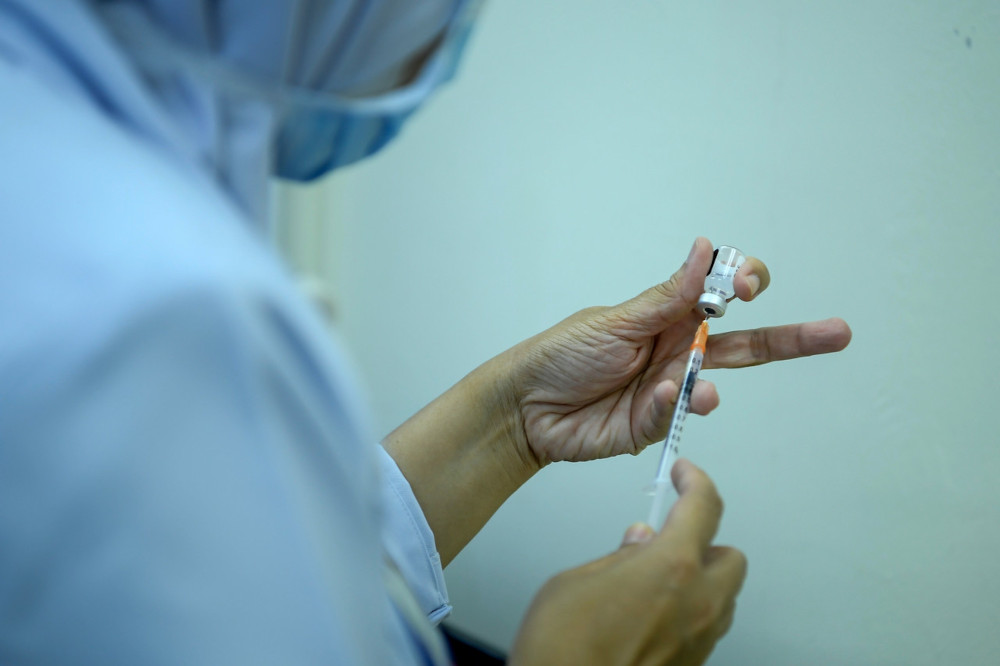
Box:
509, 459, 745, 666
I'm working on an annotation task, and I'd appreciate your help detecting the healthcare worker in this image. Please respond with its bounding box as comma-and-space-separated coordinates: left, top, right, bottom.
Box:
0, 1, 851, 663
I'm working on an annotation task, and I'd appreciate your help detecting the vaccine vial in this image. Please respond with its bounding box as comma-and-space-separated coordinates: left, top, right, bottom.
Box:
697, 245, 746, 318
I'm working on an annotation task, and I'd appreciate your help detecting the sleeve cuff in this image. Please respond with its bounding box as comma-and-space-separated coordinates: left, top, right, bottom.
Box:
377, 445, 452, 624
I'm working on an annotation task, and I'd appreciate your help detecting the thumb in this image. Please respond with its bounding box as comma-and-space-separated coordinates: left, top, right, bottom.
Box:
612, 237, 714, 335
621, 522, 656, 547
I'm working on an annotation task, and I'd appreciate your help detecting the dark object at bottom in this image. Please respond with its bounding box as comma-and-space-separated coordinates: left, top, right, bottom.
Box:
441, 623, 507, 665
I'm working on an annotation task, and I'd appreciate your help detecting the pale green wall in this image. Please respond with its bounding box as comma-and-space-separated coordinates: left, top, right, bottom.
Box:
279, 1, 1000, 663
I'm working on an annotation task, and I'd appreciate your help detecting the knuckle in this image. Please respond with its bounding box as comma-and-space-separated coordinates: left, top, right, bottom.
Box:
715, 603, 737, 638
559, 306, 608, 330
577, 305, 608, 319
662, 274, 697, 309
732, 554, 749, 589
708, 489, 724, 517
687, 595, 721, 637
732, 548, 748, 575
542, 568, 582, 596
665, 556, 701, 587
748, 328, 770, 363
653, 279, 679, 301
693, 475, 724, 514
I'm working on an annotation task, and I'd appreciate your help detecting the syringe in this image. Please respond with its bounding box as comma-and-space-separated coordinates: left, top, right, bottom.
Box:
646, 319, 710, 529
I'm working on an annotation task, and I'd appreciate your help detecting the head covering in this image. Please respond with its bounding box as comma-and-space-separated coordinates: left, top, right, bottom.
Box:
1, 0, 480, 222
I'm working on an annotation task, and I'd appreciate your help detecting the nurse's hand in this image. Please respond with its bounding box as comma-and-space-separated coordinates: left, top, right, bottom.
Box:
384, 237, 850, 564
510, 237, 851, 464
510, 459, 745, 666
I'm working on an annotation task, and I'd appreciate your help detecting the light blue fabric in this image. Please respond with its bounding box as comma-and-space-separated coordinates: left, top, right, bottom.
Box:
4, 0, 481, 221
378, 447, 452, 624
94, 0, 482, 213
0, 0, 470, 662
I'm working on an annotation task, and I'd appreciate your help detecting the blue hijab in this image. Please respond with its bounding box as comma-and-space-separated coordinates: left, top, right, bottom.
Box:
2, 0, 479, 219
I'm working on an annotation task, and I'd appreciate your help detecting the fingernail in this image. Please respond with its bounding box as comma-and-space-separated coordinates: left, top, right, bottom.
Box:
746, 273, 761, 298
622, 523, 655, 546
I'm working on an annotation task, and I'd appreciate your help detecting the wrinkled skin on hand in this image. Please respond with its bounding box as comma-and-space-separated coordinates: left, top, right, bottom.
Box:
511, 237, 851, 463
510, 460, 746, 666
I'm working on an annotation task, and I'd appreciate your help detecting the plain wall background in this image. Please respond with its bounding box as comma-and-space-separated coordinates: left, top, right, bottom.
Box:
276, 1, 1000, 663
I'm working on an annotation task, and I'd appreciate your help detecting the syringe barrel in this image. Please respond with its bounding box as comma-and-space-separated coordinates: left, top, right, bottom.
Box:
650, 345, 703, 483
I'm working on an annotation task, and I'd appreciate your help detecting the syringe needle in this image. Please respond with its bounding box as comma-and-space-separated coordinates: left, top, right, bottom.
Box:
646, 320, 709, 529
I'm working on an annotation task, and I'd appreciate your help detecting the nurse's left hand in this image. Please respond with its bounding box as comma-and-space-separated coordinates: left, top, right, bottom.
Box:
509, 237, 851, 464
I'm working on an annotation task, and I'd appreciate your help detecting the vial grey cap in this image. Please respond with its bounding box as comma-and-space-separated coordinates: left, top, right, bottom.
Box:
697, 293, 727, 318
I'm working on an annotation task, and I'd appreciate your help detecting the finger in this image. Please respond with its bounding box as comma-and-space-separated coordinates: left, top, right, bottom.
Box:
636, 379, 679, 447
621, 522, 656, 547
639, 379, 717, 447
703, 545, 748, 599
733, 256, 770, 301
713, 599, 737, 639
688, 380, 719, 416
703, 318, 852, 369
684, 594, 738, 663
611, 237, 714, 336
657, 459, 724, 554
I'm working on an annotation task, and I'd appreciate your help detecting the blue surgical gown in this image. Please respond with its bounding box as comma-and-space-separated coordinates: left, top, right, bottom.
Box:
0, 0, 467, 662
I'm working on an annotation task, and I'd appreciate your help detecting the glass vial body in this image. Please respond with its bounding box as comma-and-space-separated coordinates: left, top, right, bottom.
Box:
697, 245, 746, 318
